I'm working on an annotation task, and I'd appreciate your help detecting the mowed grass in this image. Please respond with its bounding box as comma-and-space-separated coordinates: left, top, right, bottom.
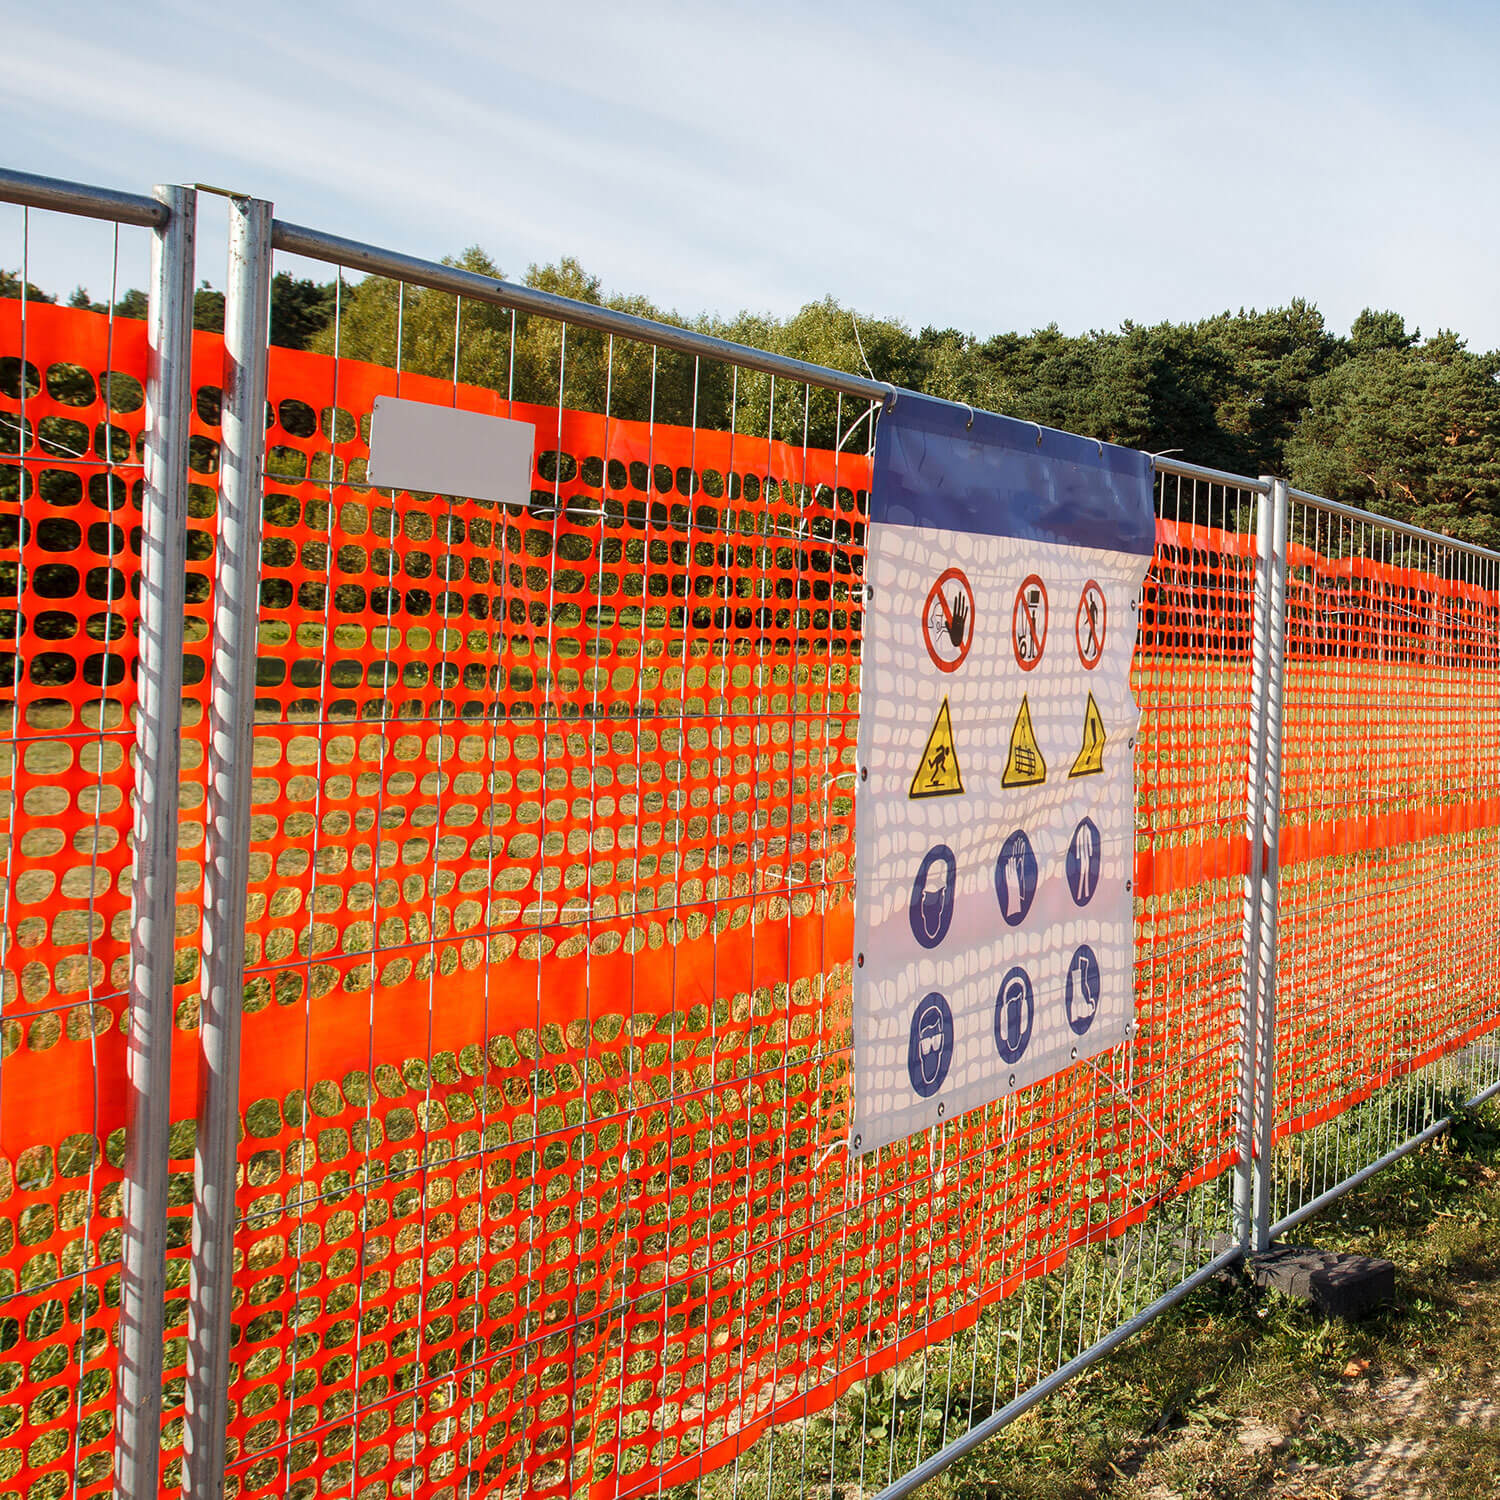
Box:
867, 1095, 1500, 1500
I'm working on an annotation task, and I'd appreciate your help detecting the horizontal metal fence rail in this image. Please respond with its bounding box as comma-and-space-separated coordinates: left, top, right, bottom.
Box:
270, 220, 897, 407
0, 166, 169, 229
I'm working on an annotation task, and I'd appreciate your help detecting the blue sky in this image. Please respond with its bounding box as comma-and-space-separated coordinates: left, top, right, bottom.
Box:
4, 0, 1499, 348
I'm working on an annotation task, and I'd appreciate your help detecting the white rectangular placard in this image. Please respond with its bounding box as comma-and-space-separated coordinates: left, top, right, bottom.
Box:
851, 396, 1156, 1153
366, 394, 536, 506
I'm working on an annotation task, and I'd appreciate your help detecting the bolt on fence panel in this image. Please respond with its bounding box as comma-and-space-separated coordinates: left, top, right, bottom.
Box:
1266, 494, 1500, 1237
0, 174, 200, 1500
182, 216, 1271, 1500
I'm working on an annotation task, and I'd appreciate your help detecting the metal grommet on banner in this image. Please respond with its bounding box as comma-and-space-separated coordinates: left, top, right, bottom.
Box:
859, 767, 868, 782
852, 1133, 863, 1151
856, 952, 864, 967
937, 1102, 945, 1118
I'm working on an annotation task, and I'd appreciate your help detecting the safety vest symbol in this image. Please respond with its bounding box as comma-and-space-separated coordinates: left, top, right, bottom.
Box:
1069, 692, 1107, 778
909, 698, 965, 799
1001, 696, 1046, 788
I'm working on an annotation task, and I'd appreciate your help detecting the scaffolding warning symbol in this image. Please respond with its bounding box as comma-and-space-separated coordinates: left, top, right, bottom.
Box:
909, 698, 965, 799
1069, 692, 1107, 778
1001, 696, 1046, 788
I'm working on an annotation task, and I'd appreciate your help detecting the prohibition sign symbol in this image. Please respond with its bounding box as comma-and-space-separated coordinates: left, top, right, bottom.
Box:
1012, 574, 1048, 671
1075, 579, 1106, 670
923, 567, 975, 673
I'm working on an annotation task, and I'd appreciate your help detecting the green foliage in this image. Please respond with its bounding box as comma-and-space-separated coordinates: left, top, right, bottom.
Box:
1286, 326, 1500, 544
13, 250, 1500, 545
193, 280, 224, 333
0, 270, 54, 304
270, 272, 338, 350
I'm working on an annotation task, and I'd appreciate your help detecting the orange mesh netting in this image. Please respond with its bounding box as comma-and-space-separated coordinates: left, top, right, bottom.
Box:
0, 303, 1495, 1499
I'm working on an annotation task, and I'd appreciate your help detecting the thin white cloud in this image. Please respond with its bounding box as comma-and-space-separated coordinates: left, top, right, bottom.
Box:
3, 0, 1500, 349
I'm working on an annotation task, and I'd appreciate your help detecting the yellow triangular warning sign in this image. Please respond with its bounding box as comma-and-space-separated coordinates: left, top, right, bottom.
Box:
1001, 695, 1046, 788
1069, 692, 1107, 778
909, 698, 964, 799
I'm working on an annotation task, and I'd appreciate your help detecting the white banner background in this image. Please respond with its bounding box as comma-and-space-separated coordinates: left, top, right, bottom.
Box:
852, 520, 1150, 1152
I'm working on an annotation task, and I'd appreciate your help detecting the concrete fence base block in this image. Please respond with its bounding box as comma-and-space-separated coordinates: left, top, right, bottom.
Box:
1249, 1243, 1396, 1319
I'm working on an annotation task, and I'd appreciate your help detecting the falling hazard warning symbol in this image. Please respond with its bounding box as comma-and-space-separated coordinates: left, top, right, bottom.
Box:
1001, 696, 1046, 788
909, 698, 965, 799
1069, 692, 1107, 778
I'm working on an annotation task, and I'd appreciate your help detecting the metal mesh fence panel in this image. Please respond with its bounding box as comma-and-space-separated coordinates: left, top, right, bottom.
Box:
198, 262, 1266, 1500
1269, 495, 1500, 1232
0, 226, 198, 1495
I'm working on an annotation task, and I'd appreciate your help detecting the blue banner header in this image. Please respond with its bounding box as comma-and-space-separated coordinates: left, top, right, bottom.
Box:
870, 392, 1156, 556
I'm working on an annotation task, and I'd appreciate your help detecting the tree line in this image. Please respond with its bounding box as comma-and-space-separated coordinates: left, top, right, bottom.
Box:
7, 254, 1500, 547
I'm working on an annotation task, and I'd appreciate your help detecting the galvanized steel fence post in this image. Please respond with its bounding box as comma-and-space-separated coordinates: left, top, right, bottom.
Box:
117, 182, 198, 1500
184, 194, 274, 1500
1250, 476, 1290, 1252
1233, 477, 1277, 1250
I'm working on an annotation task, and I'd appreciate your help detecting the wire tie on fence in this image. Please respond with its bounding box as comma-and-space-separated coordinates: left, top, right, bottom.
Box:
961, 403, 975, 431
813, 1139, 847, 1172
1033, 422, 1045, 447
1084, 1055, 1176, 1158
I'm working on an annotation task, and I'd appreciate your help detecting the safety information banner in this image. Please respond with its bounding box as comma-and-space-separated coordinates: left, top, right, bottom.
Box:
852, 394, 1155, 1153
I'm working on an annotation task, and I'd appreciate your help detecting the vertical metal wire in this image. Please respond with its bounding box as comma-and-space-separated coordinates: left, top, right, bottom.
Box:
68, 216, 125, 1500
116, 182, 197, 1500
184, 192, 273, 1500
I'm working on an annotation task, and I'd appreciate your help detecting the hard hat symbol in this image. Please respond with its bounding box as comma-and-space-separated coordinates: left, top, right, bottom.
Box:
909, 844, 958, 949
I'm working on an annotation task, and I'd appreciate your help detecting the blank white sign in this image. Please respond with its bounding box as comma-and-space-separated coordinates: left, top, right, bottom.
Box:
366, 395, 536, 506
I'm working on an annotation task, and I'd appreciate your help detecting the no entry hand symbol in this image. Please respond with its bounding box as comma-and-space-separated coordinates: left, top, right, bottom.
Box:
923, 568, 976, 673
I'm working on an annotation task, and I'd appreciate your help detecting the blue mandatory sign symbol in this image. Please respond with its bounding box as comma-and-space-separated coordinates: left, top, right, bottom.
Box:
909, 843, 958, 949
1065, 816, 1102, 908
908, 992, 955, 1099
1065, 944, 1102, 1036
994, 829, 1039, 927
993, 966, 1035, 1064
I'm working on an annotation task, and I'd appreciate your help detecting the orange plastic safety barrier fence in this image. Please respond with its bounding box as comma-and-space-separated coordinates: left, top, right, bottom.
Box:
0, 303, 1495, 1499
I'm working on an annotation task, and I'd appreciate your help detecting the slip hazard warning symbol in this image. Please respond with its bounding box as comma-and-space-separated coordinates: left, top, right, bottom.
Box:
923, 568, 975, 673
1012, 575, 1048, 670
1076, 580, 1106, 669
1001, 695, 1046, 788
909, 698, 965, 799
1069, 692, 1107, 778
